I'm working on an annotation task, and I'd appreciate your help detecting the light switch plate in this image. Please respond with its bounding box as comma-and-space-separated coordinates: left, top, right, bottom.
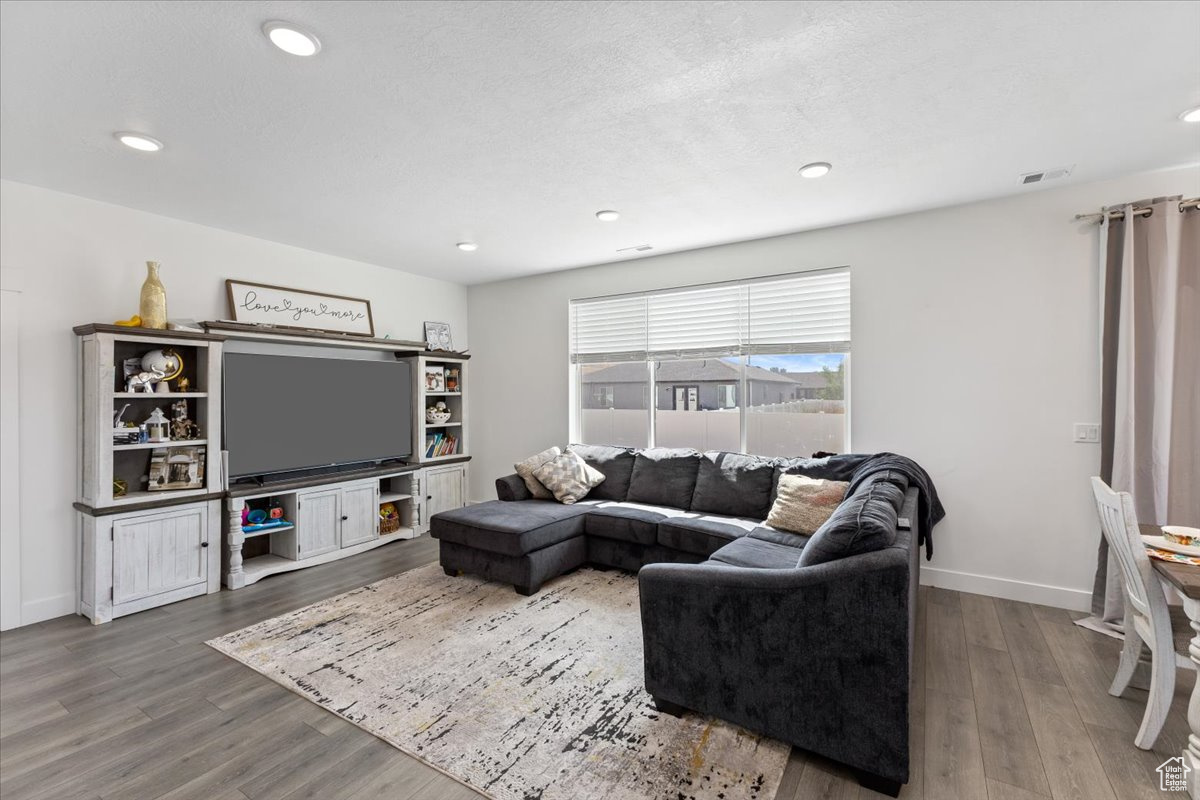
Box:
1073, 423, 1100, 443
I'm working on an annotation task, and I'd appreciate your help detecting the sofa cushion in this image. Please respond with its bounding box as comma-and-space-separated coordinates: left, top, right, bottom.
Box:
571, 444, 637, 502
657, 513, 759, 557
769, 455, 852, 507
532, 449, 606, 504
515, 447, 561, 500
798, 477, 903, 566
747, 526, 813, 549
766, 475, 849, 535
690, 451, 776, 520
430, 499, 590, 557
708, 536, 805, 569
584, 502, 693, 546
626, 448, 702, 509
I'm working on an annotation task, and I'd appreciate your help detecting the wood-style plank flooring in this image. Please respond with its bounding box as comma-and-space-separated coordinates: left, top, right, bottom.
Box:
0, 538, 1189, 800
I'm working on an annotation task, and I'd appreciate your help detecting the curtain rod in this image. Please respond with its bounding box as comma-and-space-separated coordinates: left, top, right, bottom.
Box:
1074, 197, 1200, 223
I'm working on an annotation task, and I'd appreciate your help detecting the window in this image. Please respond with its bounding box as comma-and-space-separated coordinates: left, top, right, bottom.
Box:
576, 362, 649, 447
569, 269, 850, 456
590, 385, 615, 408
655, 361, 739, 451
746, 353, 847, 457
716, 383, 737, 409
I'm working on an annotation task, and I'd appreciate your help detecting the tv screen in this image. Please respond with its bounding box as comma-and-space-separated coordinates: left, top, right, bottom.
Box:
224, 352, 411, 479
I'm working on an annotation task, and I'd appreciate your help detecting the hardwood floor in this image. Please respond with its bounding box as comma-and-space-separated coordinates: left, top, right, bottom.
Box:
0, 539, 1189, 800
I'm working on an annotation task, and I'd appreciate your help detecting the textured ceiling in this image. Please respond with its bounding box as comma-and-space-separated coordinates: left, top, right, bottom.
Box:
2, 0, 1198, 284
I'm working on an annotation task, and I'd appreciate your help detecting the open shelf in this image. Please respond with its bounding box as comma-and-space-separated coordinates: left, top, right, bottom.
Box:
114, 392, 208, 398
239, 529, 414, 585
242, 524, 295, 539
425, 422, 461, 428
113, 439, 208, 451
380, 491, 412, 503
111, 488, 211, 505
425, 391, 462, 396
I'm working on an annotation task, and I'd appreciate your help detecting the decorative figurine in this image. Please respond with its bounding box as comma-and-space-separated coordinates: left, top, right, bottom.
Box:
170, 400, 200, 440
126, 368, 165, 393
177, 376, 191, 393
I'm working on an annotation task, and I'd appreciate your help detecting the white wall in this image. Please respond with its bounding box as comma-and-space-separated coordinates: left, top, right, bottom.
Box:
0, 179, 468, 628
467, 165, 1200, 611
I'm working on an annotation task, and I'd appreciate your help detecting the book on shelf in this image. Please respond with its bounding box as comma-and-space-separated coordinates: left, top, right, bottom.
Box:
424, 432, 458, 458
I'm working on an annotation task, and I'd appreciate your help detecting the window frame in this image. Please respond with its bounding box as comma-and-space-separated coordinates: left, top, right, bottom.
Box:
568, 269, 851, 455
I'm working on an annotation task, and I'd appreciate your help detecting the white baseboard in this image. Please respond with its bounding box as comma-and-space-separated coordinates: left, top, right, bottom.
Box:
20, 592, 76, 627
920, 567, 1091, 612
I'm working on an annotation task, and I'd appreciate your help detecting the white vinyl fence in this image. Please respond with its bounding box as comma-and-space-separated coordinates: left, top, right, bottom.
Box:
581, 406, 846, 457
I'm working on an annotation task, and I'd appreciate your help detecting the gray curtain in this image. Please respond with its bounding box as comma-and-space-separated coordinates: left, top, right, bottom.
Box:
1079, 196, 1200, 637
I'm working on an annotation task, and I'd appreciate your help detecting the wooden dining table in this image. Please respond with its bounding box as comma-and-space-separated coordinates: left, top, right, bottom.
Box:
1144, 523, 1200, 798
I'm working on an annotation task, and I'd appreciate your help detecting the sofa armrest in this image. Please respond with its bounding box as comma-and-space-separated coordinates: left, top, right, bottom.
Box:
495, 473, 532, 502
639, 546, 912, 783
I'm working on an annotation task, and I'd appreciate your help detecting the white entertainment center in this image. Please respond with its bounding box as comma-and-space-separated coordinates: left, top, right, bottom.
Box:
74, 322, 469, 623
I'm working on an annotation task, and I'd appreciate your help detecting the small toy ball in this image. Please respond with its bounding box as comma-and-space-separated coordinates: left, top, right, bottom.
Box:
247, 509, 268, 525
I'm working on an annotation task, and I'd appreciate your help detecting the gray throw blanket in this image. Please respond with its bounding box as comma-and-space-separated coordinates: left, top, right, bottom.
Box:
782, 452, 945, 560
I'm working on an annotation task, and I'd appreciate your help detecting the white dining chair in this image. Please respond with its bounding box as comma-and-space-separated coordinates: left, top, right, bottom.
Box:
1092, 476, 1196, 749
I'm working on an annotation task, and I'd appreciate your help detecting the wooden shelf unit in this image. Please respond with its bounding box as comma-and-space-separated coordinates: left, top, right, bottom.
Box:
75, 325, 225, 624
415, 353, 468, 463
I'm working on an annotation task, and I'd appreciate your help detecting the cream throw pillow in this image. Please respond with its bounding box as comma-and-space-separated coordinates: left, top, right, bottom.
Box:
515, 446, 561, 500
766, 474, 849, 535
531, 449, 606, 504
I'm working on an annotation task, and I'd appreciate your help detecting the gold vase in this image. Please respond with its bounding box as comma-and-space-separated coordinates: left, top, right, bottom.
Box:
139, 261, 167, 330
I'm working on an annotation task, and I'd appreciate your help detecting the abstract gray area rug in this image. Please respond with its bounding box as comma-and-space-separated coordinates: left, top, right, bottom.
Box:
208, 564, 788, 800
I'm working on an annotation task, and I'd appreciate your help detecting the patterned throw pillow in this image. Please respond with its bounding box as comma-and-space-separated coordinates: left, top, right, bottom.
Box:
514, 446, 561, 500
531, 449, 606, 504
766, 474, 849, 535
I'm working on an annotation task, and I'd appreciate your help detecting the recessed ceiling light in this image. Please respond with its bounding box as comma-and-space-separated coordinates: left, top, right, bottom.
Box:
1181, 106, 1200, 123
456, 242, 478, 252
799, 162, 832, 179
263, 21, 321, 56
595, 210, 620, 222
114, 132, 163, 152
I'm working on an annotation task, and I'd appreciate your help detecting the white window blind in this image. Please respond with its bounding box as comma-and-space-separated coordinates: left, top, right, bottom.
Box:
569, 268, 850, 363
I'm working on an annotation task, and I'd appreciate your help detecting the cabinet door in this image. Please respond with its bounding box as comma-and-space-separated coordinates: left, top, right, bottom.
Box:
340, 483, 378, 547
112, 506, 207, 605
425, 465, 467, 519
295, 488, 340, 559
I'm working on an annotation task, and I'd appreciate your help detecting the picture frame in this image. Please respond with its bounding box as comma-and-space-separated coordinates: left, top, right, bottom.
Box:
424, 365, 446, 393
147, 445, 206, 491
424, 321, 453, 351
226, 279, 375, 337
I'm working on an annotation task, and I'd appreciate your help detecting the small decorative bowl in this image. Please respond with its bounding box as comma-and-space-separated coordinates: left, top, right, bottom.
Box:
426, 409, 451, 424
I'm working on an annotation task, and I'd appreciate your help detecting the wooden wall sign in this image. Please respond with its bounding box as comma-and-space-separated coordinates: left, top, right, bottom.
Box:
225, 280, 375, 337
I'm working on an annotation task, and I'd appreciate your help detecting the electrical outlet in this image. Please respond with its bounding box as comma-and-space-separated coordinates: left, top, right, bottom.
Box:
1073, 423, 1100, 443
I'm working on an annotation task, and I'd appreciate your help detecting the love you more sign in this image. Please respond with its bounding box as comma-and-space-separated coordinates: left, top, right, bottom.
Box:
225, 280, 375, 336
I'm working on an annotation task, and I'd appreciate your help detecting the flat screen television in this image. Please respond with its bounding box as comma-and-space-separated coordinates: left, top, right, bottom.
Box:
224, 352, 412, 480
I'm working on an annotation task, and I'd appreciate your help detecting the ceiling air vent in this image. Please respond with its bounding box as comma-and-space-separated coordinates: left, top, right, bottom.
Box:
616, 244, 653, 254
1020, 165, 1073, 185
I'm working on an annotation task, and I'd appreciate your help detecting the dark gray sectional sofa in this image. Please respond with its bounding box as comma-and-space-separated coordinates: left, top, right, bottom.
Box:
429, 444, 931, 796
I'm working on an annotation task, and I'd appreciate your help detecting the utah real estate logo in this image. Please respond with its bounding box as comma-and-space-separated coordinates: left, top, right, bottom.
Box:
1159, 756, 1190, 791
